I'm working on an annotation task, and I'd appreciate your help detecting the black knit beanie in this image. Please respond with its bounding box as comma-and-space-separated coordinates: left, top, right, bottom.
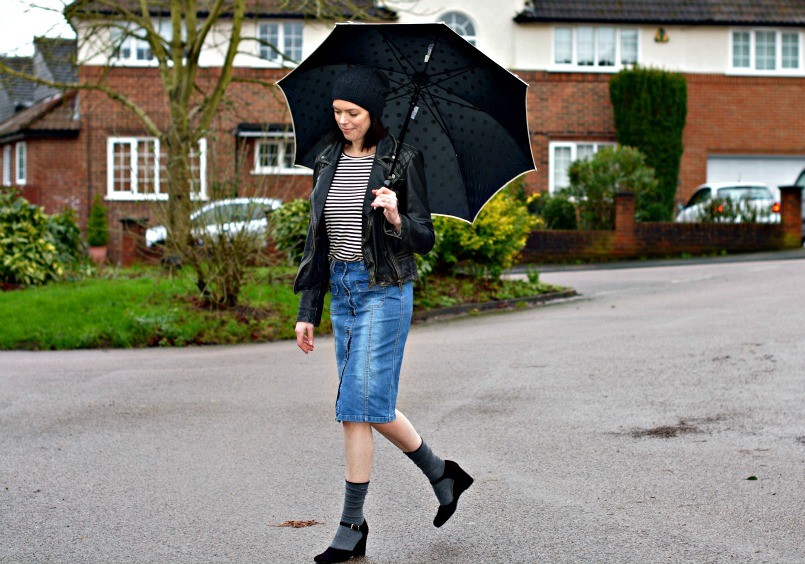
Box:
331, 66, 390, 117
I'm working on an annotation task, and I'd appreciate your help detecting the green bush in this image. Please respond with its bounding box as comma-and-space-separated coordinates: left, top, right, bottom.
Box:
86, 194, 109, 247
1, 190, 65, 286
269, 198, 310, 264
48, 208, 91, 279
565, 146, 659, 230
610, 66, 687, 221
534, 192, 578, 230
420, 186, 541, 279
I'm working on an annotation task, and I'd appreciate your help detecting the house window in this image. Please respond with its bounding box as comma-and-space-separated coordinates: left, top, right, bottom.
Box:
620, 29, 638, 65
554, 27, 638, 70
114, 20, 172, 63
15, 142, 26, 185
441, 12, 476, 46
732, 31, 751, 68
731, 30, 801, 72
259, 22, 303, 64
756, 31, 776, 70
2, 145, 11, 186
782, 33, 800, 69
254, 138, 296, 174
107, 137, 207, 200
549, 141, 615, 192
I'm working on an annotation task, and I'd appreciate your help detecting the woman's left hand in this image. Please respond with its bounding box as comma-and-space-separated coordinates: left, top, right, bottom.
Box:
371, 187, 402, 233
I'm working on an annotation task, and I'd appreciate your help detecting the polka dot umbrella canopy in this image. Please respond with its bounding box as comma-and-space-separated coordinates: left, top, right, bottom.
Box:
277, 22, 536, 223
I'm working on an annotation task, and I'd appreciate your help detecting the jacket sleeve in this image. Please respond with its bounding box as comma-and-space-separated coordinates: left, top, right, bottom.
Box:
385, 149, 435, 256
297, 286, 325, 327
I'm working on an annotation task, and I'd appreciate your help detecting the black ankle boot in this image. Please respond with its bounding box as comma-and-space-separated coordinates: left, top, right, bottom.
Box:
431, 460, 473, 527
313, 520, 368, 563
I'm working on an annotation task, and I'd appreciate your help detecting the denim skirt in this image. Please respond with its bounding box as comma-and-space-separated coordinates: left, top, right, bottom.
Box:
329, 260, 413, 423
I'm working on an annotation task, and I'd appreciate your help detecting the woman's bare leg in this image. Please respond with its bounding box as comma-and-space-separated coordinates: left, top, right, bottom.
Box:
343, 421, 374, 481
371, 410, 422, 452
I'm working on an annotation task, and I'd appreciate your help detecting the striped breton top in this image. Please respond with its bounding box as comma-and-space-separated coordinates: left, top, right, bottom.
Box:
324, 151, 375, 262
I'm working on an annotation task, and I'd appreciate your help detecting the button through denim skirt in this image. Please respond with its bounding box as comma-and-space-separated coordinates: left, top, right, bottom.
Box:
329, 260, 413, 423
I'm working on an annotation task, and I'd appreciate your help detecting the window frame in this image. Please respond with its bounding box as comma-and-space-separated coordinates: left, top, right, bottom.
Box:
252, 135, 298, 175
729, 28, 803, 75
2, 145, 11, 186
15, 142, 26, 185
441, 11, 477, 46
258, 21, 304, 66
548, 141, 616, 193
552, 26, 639, 72
106, 136, 207, 201
111, 20, 174, 66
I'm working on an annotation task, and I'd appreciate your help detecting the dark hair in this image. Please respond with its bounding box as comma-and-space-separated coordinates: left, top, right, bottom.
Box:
326, 114, 389, 151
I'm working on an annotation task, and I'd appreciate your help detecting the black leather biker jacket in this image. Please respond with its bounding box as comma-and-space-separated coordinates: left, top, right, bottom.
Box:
294, 135, 435, 326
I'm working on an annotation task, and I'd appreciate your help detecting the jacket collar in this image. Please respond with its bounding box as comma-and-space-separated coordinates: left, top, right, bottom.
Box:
317, 135, 398, 171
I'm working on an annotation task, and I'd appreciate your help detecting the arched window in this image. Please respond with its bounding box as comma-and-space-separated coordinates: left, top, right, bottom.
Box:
441, 12, 476, 46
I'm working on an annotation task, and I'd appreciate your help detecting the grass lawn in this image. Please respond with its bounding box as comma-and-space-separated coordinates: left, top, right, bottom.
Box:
1, 266, 564, 350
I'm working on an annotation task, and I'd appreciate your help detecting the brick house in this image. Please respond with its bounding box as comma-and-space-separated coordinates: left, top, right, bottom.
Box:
1, 0, 803, 262
0, 38, 80, 211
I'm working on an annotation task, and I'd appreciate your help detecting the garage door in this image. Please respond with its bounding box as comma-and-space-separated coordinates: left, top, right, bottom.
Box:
707, 155, 805, 188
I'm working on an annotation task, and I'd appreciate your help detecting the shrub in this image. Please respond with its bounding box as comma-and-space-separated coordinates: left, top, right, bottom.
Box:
1, 189, 64, 286
535, 192, 578, 230
421, 185, 541, 279
86, 194, 109, 247
565, 146, 659, 230
610, 66, 687, 221
48, 208, 91, 279
269, 198, 310, 264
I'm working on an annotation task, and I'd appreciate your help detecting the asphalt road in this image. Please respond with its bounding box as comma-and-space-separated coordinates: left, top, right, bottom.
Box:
2, 257, 804, 563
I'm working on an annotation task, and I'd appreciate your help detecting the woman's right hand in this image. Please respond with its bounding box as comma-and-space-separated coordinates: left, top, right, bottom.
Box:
295, 322, 315, 354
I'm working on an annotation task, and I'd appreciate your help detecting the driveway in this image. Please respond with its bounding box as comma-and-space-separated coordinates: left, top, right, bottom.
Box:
2, 257, 804, 562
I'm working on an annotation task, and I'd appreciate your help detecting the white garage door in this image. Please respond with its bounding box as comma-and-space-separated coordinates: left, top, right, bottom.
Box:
707, 155, 805, 188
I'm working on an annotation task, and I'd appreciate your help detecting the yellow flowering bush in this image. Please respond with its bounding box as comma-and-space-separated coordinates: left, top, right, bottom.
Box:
1, 189, 85, 287
420, 186, 541, 279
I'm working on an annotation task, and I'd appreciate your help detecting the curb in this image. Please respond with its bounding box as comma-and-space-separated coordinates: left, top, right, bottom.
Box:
412, 288, 579, 324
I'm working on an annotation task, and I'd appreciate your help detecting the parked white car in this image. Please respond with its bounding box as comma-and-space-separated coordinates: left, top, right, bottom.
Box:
675, 182, 780, 223
145, 197, 282, 248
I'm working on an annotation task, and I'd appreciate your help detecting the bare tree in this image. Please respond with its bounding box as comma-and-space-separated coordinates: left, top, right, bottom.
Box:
0, 0, 379, 306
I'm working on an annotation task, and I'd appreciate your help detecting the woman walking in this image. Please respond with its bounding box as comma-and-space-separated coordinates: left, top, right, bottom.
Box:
293, 66, 473, 563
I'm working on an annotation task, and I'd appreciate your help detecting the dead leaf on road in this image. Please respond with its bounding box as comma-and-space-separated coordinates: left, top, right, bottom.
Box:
275, 520, 324, 528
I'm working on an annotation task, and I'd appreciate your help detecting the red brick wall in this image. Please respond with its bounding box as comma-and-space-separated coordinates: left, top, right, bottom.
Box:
523, 193, 799, 263
518, 70, 616, 194
26, 137, 86, 217
2, 137, 86, 219
681, 74, 805, 202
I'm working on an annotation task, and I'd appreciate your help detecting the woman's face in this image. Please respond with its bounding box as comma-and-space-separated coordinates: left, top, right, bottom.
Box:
333, 100, 371, 144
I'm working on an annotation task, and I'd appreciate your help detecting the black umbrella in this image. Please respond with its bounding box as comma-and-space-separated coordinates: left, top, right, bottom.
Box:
277, 22, 535, 223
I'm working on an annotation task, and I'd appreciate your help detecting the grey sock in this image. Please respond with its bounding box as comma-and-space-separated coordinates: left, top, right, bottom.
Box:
330, 480, 368, 551
405, 439, 453, 506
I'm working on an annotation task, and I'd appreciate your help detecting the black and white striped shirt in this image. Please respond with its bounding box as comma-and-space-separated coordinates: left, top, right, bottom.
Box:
324, 152, 374, 262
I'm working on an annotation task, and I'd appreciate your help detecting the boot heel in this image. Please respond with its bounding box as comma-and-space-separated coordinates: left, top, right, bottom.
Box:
432, 460, 473, 528
353, 533, 367, 557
